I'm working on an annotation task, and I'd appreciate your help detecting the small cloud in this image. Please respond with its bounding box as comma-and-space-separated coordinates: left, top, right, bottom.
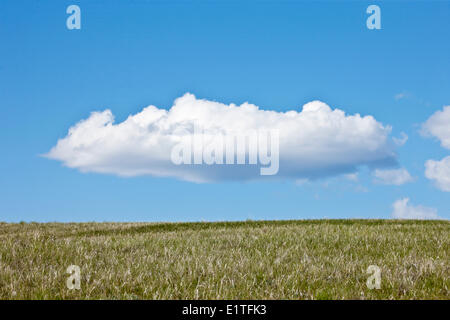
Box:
425, 156, 450, 192
391, 198, 439, 220
373, 168, 414, 185
344, 173, 359, 182
394, 92, 431, 107
354, 185, 368, 193
295, 178, 309, 186
393, 132, 408, 146
394, 92, 410, 101
422, 106, 450, 192
421, 106, 450, 150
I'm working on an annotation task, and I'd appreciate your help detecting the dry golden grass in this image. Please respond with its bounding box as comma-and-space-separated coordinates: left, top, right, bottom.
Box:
0, 220, 448, 299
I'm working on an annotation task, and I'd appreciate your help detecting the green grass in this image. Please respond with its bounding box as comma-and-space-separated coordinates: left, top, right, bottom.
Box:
0, 220, 448, 299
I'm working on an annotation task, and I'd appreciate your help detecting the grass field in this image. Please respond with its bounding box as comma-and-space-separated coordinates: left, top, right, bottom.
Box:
0, 220, 448, 299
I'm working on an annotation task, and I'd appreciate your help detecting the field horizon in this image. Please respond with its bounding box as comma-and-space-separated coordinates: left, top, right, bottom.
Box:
0, 219, 448, 300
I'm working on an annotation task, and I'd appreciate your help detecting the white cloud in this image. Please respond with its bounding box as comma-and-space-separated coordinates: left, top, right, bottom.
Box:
425, 156, 450, 192
422, 106, 450, 149
344, 173, 359, 182
422, 106, 450, 192
354, 185, 368, 193
372, 168, 414, 185
391, 198, 438, 220
45, 93, 396, 183
392, 132, 408, 146
295, 178, 309, 186
394, 92, 409, 101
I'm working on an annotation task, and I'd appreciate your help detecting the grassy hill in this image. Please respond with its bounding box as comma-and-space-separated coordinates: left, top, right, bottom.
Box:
0, 220, 448, 299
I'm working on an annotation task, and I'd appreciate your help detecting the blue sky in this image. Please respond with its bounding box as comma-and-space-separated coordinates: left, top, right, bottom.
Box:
0, 0, 449, 222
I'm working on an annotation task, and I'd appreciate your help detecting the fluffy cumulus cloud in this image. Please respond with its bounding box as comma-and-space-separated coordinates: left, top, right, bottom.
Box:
425, 157, 450, 192
391, 198, 438, 220
422, 106, 450, 149
372, 168, 413, 185
45, 93, 396, 183
422, 106, 450, 192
